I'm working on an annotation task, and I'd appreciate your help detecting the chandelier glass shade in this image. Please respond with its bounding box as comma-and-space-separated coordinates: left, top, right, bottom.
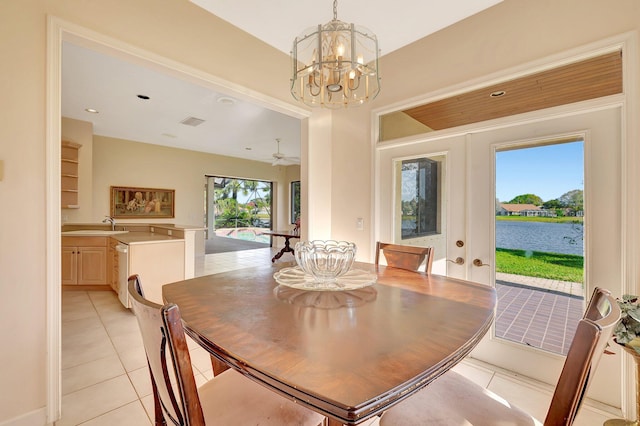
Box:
290, 2, 381, 109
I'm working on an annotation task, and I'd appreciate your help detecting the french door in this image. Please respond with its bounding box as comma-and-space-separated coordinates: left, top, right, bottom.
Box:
376, 106, 623, 408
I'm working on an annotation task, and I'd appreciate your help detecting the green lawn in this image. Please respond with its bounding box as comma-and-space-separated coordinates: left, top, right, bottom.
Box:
495, 248, 584, 283
496, 215, 582, 224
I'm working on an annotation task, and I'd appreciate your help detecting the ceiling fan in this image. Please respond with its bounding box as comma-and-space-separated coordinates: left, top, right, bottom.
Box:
271, 138, 300, 166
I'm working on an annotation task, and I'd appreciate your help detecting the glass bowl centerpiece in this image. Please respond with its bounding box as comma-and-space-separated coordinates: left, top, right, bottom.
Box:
294, 240, 357, 283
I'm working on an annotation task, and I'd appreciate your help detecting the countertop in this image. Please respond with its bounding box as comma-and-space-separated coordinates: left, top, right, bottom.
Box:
111, 232, 183, 245
61, 222, 202, 245
61, 230, 183, 244
62, 223, 204, 231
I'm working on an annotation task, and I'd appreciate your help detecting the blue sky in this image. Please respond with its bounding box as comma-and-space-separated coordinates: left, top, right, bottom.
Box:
496, 141, 584, 203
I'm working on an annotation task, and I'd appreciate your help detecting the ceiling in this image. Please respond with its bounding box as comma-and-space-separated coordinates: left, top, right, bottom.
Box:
61, 0, 502, 164
402, 51, 623, 131
62, 42, 303, 164
191, 0, 502, 56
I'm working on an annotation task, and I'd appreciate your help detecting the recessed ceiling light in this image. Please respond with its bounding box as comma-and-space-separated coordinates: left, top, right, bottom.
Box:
490, 90, 506, 98
84, 108, 99, 113
137, 94, 150, 100
217, 96, 236, 106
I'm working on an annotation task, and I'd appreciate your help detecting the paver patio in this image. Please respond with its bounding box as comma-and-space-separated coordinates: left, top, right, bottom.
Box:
495, 273, 585, 355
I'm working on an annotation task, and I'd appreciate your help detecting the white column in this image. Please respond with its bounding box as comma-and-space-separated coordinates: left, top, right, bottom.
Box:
303, 110, 333, 241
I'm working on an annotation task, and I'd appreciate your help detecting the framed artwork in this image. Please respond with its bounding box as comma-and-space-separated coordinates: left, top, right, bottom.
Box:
110, 186, 175, 218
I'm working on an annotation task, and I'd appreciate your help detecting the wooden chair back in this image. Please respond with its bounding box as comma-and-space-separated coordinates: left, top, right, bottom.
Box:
544, 287, 620, 425
583, 287, 613, 322
375, 242, 434, 274
128, 274, 205, 426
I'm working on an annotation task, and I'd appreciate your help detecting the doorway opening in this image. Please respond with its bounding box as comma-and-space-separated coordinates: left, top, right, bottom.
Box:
204, 176, 272, 254
494, 140, 585, 355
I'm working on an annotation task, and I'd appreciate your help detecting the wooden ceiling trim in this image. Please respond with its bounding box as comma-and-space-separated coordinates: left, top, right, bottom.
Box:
403, 51, 622, 131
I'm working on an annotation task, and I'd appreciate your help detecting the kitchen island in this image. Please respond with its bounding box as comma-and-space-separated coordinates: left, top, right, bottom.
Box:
62, 223, 204, 306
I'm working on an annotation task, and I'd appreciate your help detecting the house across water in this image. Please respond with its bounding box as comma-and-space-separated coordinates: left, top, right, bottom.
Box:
498, 203, 556, 217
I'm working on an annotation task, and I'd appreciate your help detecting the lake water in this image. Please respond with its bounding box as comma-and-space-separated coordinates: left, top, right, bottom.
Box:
495, 220, 583, 255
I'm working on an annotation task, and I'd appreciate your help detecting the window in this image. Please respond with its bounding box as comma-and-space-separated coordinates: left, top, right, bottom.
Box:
291, 181, 300, 224
401, 158, 439, 239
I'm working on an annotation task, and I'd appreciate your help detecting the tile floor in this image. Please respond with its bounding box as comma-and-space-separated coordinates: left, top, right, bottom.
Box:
58, 247, 618, 425
495, 282, 584, 355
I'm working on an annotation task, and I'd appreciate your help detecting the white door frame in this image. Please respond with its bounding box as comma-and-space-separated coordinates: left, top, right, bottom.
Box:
466, 108, 623, 406
373, 32, 639, 418
45, 16, 310, 422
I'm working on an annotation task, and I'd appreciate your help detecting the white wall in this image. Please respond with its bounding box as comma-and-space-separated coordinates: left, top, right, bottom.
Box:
1, 3, 48, 423
91, 135, 296, 227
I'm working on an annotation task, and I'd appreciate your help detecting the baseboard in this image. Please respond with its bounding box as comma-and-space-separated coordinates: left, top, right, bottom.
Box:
62, 285, 113, 291
0, 407, 48, 426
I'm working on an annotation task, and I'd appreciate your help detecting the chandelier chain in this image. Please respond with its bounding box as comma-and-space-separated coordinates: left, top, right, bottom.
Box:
333, 0, 337, 21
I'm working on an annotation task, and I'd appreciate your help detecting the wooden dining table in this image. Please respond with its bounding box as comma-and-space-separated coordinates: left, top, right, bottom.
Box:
162, 261, 496, 425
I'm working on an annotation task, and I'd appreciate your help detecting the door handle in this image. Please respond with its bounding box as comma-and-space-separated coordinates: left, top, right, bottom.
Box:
473, 259, 490, 267
447, 257, 465, 265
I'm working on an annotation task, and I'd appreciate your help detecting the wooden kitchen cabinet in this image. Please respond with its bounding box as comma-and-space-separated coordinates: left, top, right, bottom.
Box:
108, 238, 119, 291
62, 236, 108, 285
61, 246, 77, 284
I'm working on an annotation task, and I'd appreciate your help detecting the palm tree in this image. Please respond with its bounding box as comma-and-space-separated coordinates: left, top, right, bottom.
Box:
216, 178, 247, 200
242, 181, 272, 228
214, 198, 251, 228
213, 178, 273, 231
214, 179, 247, 229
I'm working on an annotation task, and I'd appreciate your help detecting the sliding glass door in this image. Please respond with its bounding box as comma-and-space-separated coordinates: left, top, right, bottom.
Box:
205, 176, 272, 243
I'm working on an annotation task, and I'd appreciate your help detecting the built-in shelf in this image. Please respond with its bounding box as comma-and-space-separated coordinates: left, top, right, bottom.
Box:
61, 140, 81, 209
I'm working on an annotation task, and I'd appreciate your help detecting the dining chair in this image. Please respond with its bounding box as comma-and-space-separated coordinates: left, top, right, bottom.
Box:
379, 287, 621, 426
127, 274, 325, 426
375, 241, 434, 274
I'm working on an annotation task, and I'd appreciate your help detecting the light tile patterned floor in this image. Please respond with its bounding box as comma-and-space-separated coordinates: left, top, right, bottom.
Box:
57, 247, 615, 425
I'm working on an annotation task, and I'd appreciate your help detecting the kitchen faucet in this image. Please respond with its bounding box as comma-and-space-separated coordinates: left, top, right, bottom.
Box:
103, 215, 116, 231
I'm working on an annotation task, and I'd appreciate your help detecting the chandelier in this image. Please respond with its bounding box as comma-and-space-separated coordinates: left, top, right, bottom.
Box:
290, 0, 381, 109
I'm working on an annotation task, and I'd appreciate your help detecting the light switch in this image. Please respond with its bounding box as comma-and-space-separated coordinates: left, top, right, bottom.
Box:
356, 217, 364, 231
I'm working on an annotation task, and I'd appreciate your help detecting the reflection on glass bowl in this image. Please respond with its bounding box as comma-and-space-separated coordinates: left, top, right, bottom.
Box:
294, 240, 356, 282
274, 285, 377, 309
273, 266, 376, 291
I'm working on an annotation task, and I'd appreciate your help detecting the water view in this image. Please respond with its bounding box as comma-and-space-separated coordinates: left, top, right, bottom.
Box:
495, 220, 583, 255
